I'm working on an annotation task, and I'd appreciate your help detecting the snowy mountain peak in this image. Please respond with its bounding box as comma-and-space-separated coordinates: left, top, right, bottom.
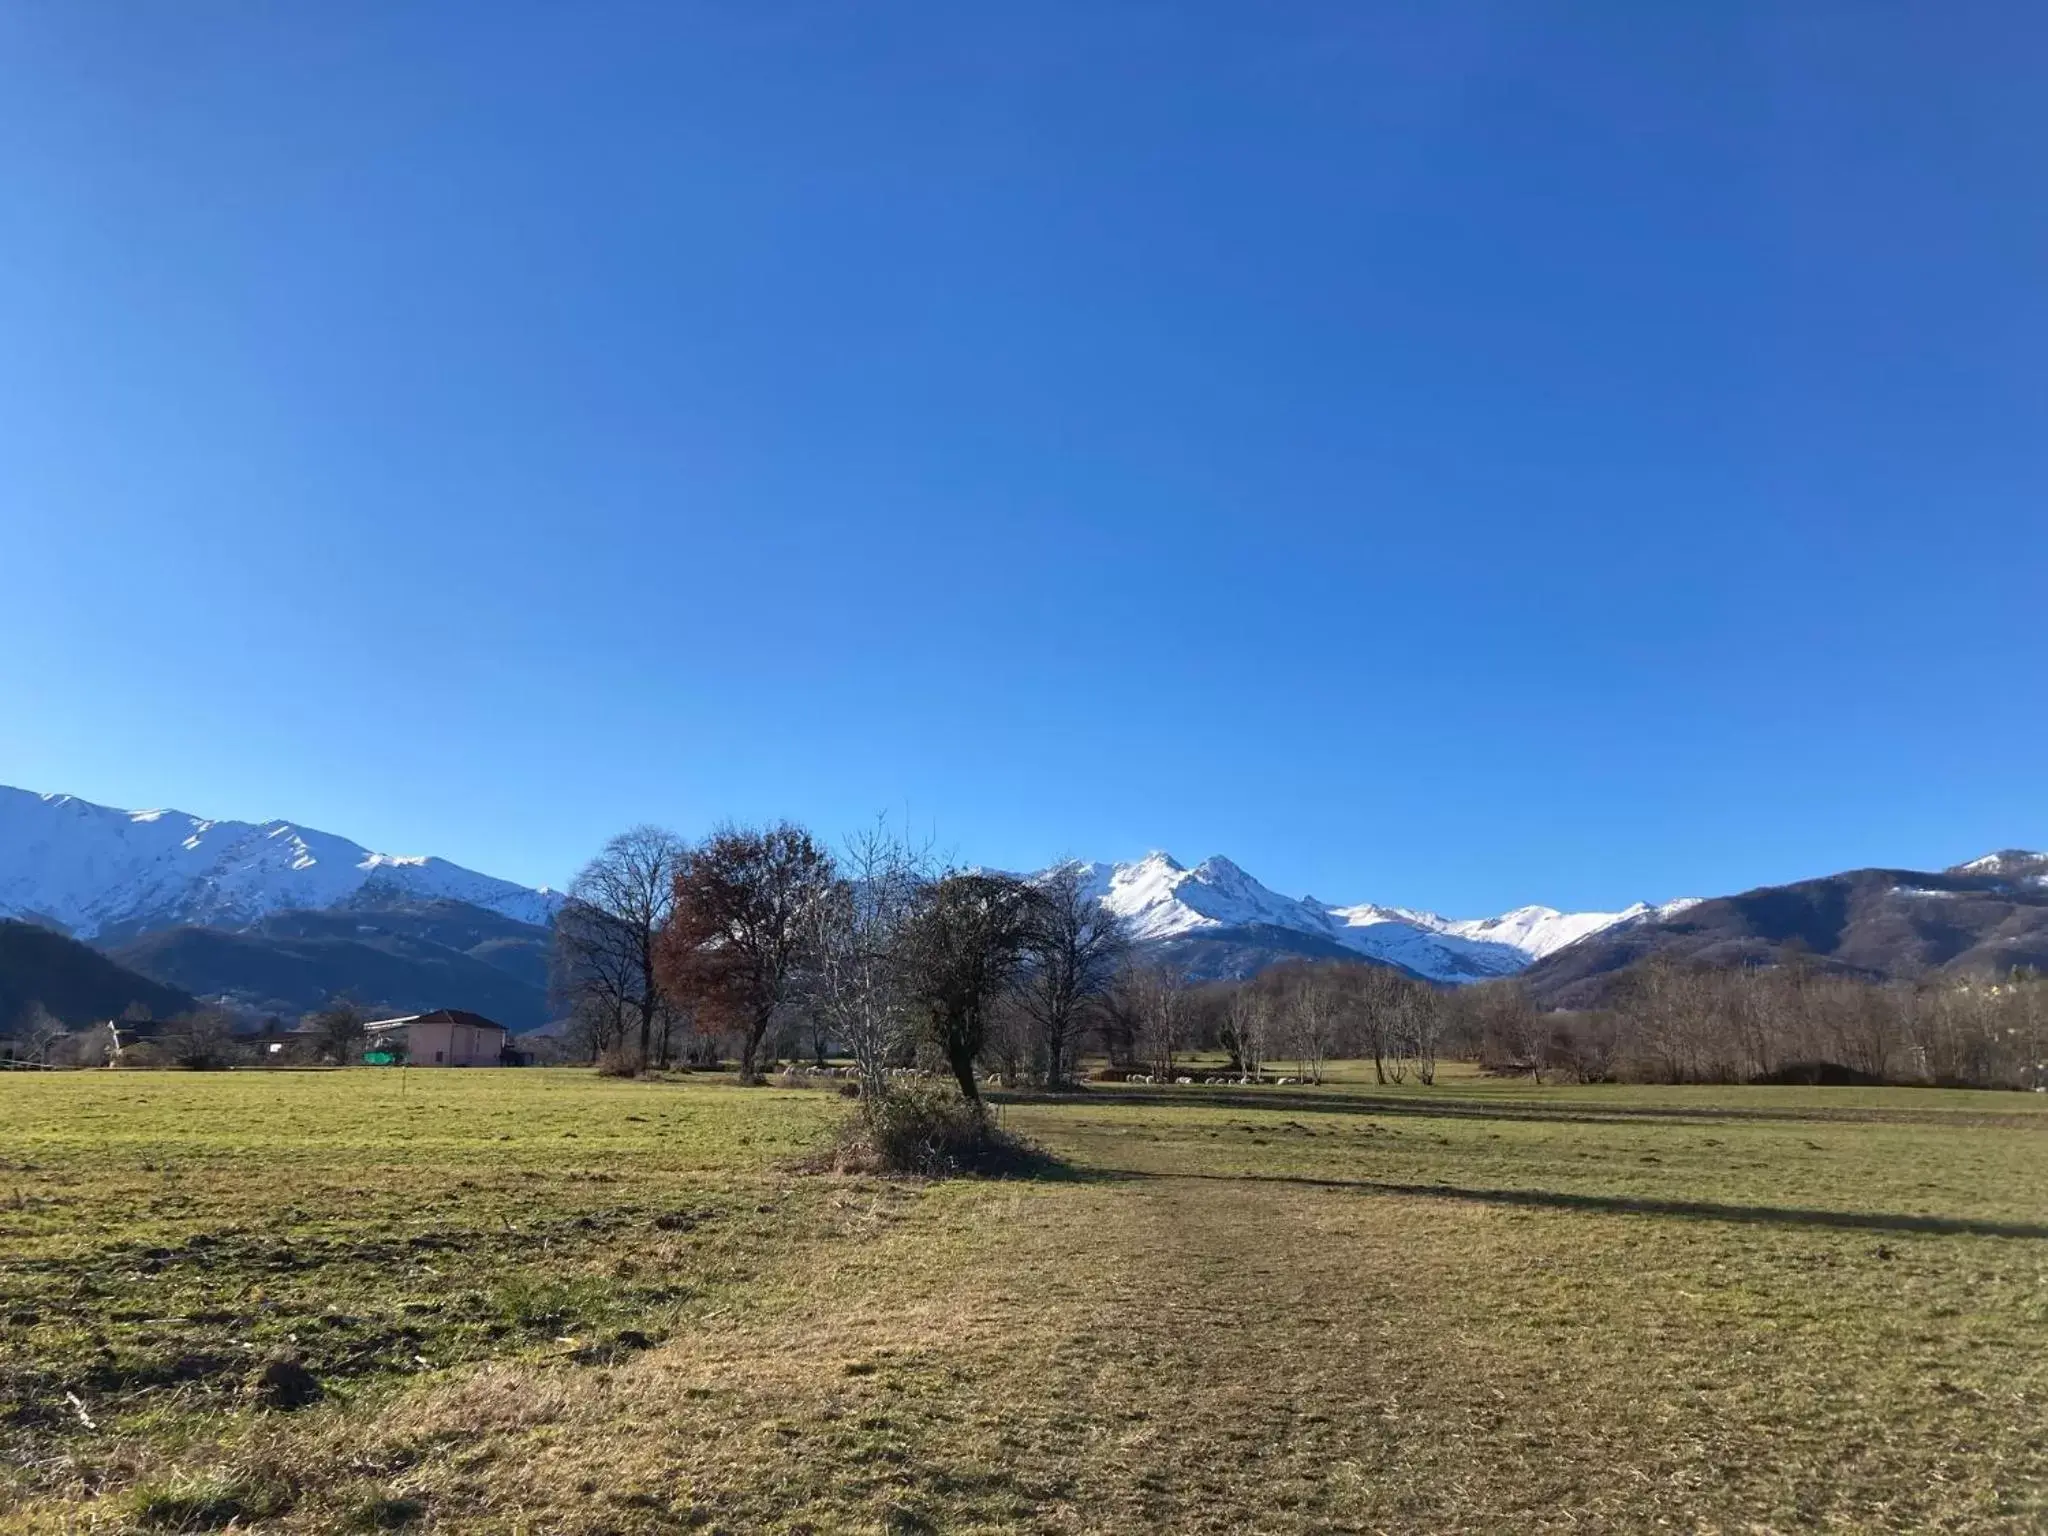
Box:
5, 784, 1695, 985
1954, 849, 2048, 877
1068, 850, 1674, 983
0, 785, 562, 938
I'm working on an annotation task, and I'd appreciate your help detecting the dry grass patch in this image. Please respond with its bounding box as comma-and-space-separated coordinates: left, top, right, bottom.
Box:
4, 1069, 2045, 1532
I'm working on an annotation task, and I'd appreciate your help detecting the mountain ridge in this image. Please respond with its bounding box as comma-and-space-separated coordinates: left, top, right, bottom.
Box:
1063, 851, 1685, 983
6, 784, 2037, 1009
0, 786, 562, 939
1518, 862, 2048, 1008
3, 786, 1671, 986
0, 919, 194, 1030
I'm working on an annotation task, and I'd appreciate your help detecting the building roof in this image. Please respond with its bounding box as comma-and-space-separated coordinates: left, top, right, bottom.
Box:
363, 1009, 509, 1034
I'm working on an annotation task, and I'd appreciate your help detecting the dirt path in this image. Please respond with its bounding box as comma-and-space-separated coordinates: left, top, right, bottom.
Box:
345, 1165, 1950, 1534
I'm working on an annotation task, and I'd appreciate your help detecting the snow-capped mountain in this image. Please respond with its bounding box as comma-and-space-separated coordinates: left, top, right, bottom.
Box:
0, 787, 561, 938
0, 783, 1695, 984
1062, 851, 1687, 983
1951, 849, 2048, 883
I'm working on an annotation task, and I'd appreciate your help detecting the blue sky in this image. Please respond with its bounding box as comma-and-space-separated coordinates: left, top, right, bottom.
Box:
3, 3, 2042, 915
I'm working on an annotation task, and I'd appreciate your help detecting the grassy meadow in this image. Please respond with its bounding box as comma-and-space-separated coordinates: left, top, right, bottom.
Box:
2, 1065, 2044, 1533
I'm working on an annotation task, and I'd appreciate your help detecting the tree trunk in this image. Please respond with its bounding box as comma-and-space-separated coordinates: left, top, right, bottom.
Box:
637, 982, 654, 1069
947, 1039, 983, 1106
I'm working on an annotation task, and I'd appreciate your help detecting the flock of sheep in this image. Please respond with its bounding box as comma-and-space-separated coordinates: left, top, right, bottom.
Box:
1116, 1074, 1299, 1086
773, 1064, 1303, 1088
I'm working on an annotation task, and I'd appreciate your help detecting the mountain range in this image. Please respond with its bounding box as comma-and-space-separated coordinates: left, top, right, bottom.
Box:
1067, 852, 1697, 982
0, 785, 2040, 1030
0, 786, 560, 941
0, 788, 1678, 1013
1516, 850, 2048, 1008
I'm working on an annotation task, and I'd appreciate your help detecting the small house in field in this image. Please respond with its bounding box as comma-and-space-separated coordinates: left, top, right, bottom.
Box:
363, 1010, 508, 1067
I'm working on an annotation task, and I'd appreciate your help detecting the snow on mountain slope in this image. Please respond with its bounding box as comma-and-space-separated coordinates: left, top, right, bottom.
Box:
1953, 849, 2048, 879
0, 787, 561, 937
1429, 898, 1703, 959
3, 783, 1696, 982
1062, 851, 1675, 983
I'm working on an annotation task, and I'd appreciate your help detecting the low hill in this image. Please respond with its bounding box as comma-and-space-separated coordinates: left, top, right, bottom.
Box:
108, 900, 555, 1028
0, 919, 193, 1029
261, 896, 554, 993
1520, 863, 2048, 1008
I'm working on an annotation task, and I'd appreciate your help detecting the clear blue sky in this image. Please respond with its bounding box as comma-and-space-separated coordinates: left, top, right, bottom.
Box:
3, 3, 2042, 915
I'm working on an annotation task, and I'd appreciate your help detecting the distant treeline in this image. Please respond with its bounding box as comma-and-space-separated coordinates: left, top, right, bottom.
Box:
1482, 958, 2047, 1090
549, 817, 2048, 1095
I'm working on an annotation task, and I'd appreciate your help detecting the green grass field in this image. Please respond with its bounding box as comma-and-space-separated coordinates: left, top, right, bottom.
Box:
3, 1067, 2044, 1533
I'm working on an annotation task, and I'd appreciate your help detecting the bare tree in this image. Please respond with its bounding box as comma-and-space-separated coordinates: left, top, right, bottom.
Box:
658, 822, 836, 1084
1335, 963, 1414, 1085
1221, 981, 1272, 1079
983, 992, 1035, 1088
1403, 982, 1441, 1085
1100, 963, 1148, 1067
1471, 978, 1541, 1082
563, 992, 627, 1062
897, 871, 1036, 1105
1020, 864, 1130, 1089
161, 1007, 242, 1070
553, 826, 687, 1068
810, 819, 930, 1111
1283, 967, 1345, 1084
1131, 962, 1192, 1080
306, 996, 366, 1065
12, 1003, 66, 1066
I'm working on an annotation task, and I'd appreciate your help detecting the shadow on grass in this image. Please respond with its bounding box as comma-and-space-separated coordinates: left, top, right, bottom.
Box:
1018, 1085, 2039, 1131
1104, 1167, 2048, 1239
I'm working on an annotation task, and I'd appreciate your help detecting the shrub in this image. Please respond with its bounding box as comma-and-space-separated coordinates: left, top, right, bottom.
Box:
866, 1080, 986, 1174
594, 1047, 642, 1078
830, 1080, 1051, 1178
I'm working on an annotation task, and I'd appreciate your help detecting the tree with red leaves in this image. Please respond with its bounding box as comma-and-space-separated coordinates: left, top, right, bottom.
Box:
656, 822, 835, 1083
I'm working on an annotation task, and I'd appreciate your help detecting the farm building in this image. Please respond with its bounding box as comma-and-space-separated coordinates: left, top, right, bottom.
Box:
364, 1009, 508, 1066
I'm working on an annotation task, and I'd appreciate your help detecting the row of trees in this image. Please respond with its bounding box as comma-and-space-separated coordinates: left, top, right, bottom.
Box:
551, 822, 1134, 1112
1094, 959, 1452, 1086
4, 996, 394, 1071
9, 1002, 251, 1070
552, 817, 1517, 1108
550, 820, 2048, 1099
1472, 960, 2048, 1089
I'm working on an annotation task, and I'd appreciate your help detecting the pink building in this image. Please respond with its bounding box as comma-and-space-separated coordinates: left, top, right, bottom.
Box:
364, 1009, 508, 1066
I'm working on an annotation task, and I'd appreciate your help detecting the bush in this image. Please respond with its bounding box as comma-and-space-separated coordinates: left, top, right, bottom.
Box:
594, 1047, 642, 1078
160, 1009, 246, 1071
829, 1080, 1051, 1178
866, 1080, 987, 1174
